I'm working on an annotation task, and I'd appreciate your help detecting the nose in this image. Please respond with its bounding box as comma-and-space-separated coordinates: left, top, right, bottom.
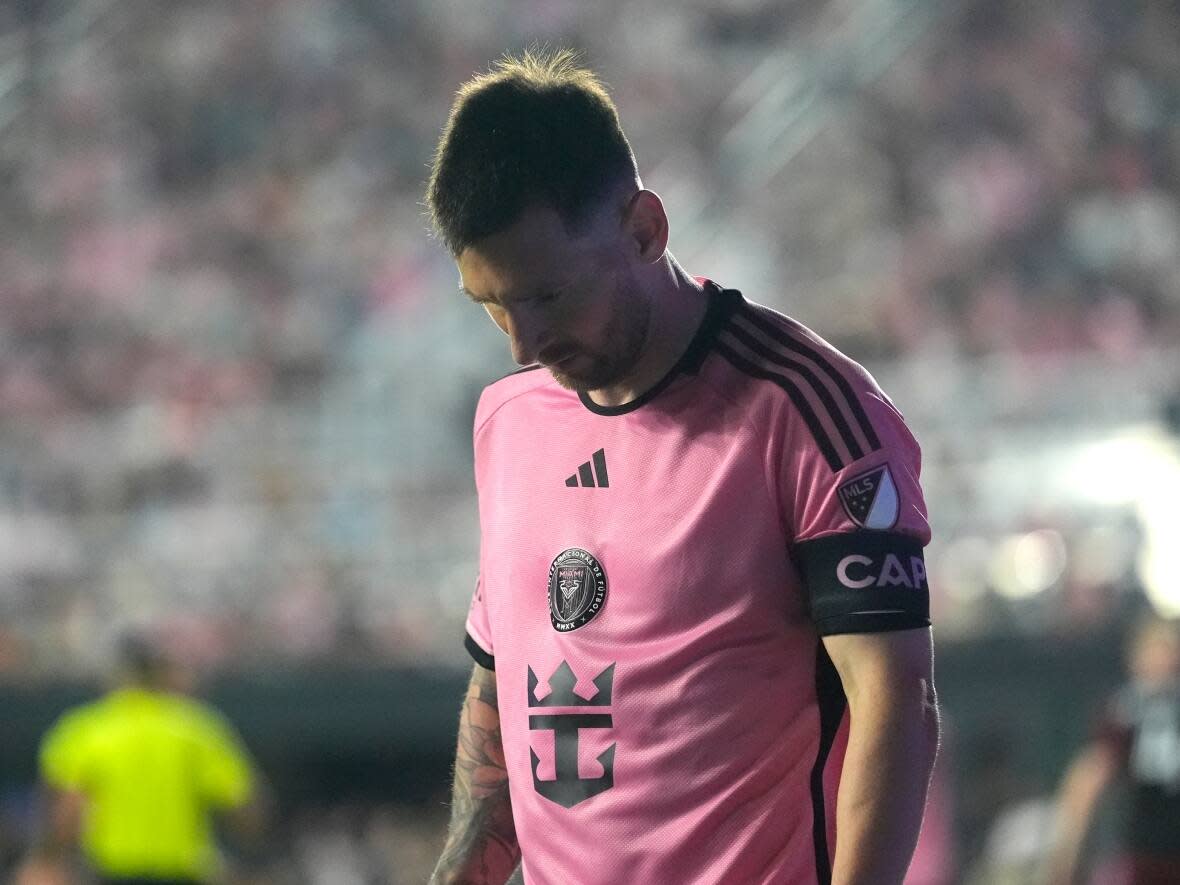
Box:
502, 307, 547, 367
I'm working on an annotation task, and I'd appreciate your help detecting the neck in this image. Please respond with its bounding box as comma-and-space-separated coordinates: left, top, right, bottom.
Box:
585, 256, 707, 408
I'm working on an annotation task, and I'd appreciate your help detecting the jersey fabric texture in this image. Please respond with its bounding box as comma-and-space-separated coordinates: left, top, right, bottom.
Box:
465, 281, 932, 885
39, 687, 255, 882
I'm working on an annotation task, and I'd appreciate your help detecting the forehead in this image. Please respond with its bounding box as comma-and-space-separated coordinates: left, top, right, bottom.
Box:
457, 205, 604, 301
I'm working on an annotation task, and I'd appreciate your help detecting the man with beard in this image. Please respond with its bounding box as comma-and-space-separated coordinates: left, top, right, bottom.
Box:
425, 48, 939, 885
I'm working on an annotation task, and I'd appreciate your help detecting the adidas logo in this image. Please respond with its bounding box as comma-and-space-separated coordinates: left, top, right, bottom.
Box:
565, 449, 609, 488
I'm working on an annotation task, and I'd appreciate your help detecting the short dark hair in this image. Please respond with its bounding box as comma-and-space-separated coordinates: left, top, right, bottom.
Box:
426, 47, 639, 255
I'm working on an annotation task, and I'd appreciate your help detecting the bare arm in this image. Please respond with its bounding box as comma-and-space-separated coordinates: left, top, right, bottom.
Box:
823, 628, 940, 885
29, 786, 83, 859
11, 786, 82, 884
430, 663, 521, 885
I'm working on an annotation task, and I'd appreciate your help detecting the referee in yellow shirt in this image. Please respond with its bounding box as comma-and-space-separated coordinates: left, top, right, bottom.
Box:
22, 634, 266, 885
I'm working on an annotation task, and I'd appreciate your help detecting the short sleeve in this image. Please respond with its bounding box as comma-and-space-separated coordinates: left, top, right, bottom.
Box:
465, 575, 495, 670
467, 392, 497, 670
785, 388, 932, 636
198, 713, 255, 809
39, 712, 89, 791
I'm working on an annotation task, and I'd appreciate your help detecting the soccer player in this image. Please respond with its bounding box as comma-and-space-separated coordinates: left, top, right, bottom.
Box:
1048, 616, 1180, 885
20, 634, 266, 885
426, 48, 939, 885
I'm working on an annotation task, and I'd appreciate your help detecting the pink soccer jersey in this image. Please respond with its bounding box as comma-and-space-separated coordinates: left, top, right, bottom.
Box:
465, 281, 931, 885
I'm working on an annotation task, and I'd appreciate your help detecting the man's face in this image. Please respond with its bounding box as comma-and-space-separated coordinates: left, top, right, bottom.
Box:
456, 203, 650, 392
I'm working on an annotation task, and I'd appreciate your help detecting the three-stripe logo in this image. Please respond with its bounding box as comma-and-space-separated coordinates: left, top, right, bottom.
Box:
566, 449, 609, 488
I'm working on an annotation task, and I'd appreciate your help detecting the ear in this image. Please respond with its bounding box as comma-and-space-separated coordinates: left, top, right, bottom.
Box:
622, 190, 669, 263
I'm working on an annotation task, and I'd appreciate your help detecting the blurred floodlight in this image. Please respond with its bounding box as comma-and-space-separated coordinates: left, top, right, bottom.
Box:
1059, 427, 1174, 507
1133, 439, 1180, 618
991, 530, 1068, 600
1059, 427, 1180, 615
1072, 523, 1138, 589
939, 536, 993, 605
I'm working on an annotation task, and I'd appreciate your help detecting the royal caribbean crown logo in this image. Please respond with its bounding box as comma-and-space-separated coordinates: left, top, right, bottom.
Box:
547, 547, 607, 632
528, 659, 616, 808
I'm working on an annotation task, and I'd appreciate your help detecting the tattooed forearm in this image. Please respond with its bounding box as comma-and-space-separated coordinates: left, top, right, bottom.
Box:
430, 664, 521, 885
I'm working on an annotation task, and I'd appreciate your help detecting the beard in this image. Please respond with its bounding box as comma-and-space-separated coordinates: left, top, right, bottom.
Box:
546, 277, 651, 393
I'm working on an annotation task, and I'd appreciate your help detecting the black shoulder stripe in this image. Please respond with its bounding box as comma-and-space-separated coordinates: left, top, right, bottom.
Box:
737, 305, 882, 451
722, 322, 865, 463
716, 340, 844, 472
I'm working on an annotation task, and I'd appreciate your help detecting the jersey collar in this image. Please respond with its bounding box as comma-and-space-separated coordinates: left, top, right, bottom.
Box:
578, 280, 741, 416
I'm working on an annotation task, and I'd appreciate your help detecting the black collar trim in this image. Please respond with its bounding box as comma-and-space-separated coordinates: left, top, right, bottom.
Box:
578, 280, 741, 416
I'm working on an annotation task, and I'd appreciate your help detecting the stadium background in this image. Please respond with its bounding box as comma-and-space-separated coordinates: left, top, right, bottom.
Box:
2, 0, 1179, 881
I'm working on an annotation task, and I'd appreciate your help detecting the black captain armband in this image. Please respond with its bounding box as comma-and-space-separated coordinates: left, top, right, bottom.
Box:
794, 532, 930, 636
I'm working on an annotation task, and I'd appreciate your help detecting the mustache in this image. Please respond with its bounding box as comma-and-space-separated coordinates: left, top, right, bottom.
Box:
539, 347, 579, 366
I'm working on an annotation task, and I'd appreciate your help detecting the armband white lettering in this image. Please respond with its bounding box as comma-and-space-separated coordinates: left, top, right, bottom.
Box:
837, 554, 875, 589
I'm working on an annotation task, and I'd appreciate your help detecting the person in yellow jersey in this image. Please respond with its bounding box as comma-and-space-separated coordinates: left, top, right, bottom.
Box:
19, 633, 267, 885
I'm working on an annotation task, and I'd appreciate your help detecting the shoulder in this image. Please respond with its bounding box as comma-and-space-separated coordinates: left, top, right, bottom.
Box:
713, 297, 883, 404
709, 296, 908, 473
39, 700, 106, 775
166, 695, 242, 743
474, 364, 556, 437
42, 702, 99, 746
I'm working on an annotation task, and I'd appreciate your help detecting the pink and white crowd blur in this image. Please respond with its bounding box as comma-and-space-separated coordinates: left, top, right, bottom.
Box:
0, 0, 1177, 678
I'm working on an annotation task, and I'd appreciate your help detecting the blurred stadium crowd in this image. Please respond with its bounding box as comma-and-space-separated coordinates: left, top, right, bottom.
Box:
2, 0, 1180, 881
2, 0, 1179, 677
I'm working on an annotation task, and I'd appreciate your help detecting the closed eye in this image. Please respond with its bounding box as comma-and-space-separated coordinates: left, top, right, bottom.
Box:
461, 286, 493, 306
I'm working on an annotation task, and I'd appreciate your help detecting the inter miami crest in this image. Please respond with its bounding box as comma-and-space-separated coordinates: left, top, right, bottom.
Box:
548, 548, 607, 632
838, 464, 900, 530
